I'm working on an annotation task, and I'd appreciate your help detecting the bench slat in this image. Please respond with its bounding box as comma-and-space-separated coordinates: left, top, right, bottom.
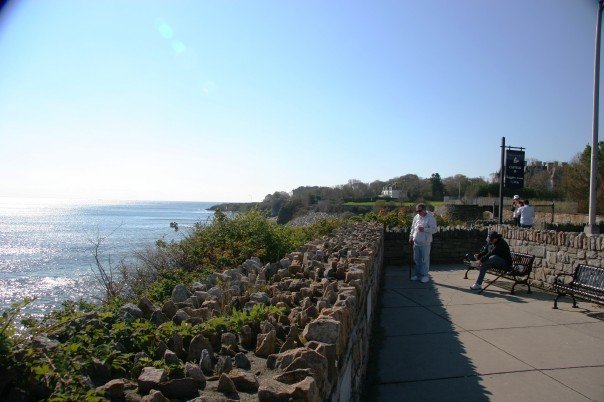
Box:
576, 265, 604, 289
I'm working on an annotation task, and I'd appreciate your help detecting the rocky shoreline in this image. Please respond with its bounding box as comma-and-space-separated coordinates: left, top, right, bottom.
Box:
285, 212, 344, 227
206, 202, 258, 212
5, 222, 383, 401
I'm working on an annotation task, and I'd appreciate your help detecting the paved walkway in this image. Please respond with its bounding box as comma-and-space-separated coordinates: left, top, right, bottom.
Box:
364, 264, 604, 402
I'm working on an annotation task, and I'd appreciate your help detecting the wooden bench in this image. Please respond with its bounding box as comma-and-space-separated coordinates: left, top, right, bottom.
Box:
464, 252, 535, 294
553, 264, 604, 309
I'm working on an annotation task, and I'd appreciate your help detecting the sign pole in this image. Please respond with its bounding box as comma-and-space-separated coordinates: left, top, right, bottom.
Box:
499, 137, 505, 224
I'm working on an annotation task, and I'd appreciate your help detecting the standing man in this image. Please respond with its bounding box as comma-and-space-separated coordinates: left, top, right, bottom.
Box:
519, 199, 535, 228
409, 203, 438, 283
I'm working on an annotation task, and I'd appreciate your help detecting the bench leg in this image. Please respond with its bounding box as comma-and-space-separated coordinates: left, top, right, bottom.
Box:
478, 273, 503, 294
553, 293, 562, 309
511, 279, 530, 295
553, 292, 577, 309
571, 294, 578, 308
463, 265, 472, 279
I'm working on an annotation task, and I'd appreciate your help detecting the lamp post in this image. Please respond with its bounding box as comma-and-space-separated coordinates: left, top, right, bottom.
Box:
586, 0, 604, 235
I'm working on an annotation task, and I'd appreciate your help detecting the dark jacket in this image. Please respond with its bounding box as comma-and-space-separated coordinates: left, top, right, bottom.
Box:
478, 237, 512, 268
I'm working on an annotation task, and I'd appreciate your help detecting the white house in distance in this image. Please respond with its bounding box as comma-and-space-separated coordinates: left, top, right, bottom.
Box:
381, 184, 402, 199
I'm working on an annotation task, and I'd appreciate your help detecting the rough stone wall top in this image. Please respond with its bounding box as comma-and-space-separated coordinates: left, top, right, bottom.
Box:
492, 224, 604, 251
126, 222, 385, 401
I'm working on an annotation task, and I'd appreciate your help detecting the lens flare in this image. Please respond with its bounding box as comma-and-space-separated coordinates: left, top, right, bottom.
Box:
156, 20, 173, 39
172, 40, 186, 53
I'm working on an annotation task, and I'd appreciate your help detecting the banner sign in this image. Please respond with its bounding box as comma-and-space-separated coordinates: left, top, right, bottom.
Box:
505, 149, 525, 189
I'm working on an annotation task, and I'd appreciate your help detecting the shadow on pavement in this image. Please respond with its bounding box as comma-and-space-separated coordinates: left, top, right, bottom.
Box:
362, 264, 491, 402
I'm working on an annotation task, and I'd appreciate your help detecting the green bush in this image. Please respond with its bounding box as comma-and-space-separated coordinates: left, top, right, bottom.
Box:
360, 206, 413, 230
119, 210, 336, 302
168, 210, 344, 274
1, 300, 285, 400
0, 298, 34, 369
143, 268, 214, 304
177, 209, 294, 270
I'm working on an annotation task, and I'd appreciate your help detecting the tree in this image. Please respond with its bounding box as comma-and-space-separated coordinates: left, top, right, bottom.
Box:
262, 191, 290, 217
443, 174, 469, 199
461, 177, 489, 199
430, 173, 444, 201
277, 196, 304, 224
394, 174, 422, 201
560, 142, 604, 213
525, 170, 558, 199
368, 180, 387, 197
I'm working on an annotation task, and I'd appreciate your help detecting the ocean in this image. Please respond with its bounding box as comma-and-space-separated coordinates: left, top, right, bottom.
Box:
0, 198, 217, 317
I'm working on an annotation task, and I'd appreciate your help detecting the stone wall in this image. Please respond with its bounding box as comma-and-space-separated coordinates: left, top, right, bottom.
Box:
116, 223, 385, 401
491, 224, 604, 289
328, 225, 384, 401
385, 227, 488, 266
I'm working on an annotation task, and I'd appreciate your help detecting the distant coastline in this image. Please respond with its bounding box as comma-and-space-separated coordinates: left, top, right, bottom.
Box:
207, 202, 259, 212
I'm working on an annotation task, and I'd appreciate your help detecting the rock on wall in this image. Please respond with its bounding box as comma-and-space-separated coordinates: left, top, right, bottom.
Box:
327, 225, 384, 402
143, 222, 386, 402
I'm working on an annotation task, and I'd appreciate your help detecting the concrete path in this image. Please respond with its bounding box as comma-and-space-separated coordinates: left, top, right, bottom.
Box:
364, 264, 604, 402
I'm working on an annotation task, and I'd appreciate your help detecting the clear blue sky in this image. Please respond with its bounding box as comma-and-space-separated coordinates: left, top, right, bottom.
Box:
0, 0, 598, 202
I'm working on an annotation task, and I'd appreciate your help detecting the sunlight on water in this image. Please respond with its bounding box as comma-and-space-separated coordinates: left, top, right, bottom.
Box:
0, 197, 216, 317
0, 244, 47, 256
0, 276, 93, 318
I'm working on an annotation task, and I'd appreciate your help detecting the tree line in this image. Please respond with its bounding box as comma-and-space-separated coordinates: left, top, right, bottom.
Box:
253, 142, 603, 221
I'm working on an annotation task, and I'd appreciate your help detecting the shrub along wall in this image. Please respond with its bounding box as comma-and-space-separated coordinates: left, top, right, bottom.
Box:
436, 205, 486, 222
491, 224, 604, 289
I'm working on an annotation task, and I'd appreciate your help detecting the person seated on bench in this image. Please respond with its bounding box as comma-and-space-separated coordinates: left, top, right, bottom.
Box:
466, 236, 493, 263
463, 238, 493, 278
470, 231, 513, 291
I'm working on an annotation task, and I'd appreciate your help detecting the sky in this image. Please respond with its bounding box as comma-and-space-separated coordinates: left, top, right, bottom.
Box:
0, 0, 599, 202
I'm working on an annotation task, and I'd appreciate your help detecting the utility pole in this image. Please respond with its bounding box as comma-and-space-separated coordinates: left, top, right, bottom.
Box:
498, 137, 505, 224
586, 0, 604, 235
